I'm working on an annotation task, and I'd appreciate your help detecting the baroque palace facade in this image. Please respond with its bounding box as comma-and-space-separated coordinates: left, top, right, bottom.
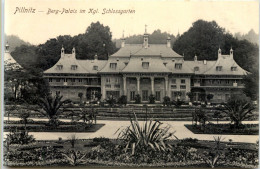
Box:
44, 30, 247, 103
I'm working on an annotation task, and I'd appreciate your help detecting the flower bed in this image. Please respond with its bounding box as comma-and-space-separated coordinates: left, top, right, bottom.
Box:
3, 138, 258, 168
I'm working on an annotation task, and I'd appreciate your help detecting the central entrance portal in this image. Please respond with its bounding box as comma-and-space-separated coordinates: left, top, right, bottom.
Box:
86, 87, 101, 101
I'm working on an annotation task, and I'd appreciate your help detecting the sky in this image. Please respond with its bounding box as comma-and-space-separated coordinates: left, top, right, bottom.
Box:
4, 0, 259, 45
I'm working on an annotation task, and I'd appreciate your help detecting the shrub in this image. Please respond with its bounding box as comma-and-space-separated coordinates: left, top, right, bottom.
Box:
106, 96, 116, 107
181, 138, 198, 143
93, 137, 110, 143
149, 94, 155, 104
6, 131, 35, 145
201, 136, 225, 168
37, 93, 71, 127
118, 95, 127, 105
163, 96, 171, 106
117, 113, 176, 155
207, 94, 214, 102
172, 99, 184, 108
19, 110, 30, 131
219, 96, 255, 128
134, 94, 141, 104
186, 92, 195, 102
62, 150, 86, 166
68, 134, 77, 148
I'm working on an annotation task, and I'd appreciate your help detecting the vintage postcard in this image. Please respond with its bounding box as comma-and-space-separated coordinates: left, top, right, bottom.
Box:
3, 0, 259, 168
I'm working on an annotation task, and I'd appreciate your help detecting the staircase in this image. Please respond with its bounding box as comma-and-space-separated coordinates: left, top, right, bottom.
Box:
95, 107, 195, 121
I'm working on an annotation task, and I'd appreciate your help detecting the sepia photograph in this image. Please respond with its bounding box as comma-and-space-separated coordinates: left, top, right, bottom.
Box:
2, 0, 259, 168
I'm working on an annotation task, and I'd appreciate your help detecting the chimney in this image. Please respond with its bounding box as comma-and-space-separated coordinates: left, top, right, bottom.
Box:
218, 47, 221, 59
230, 47, 233, 59
94, 53, 98, 60
61, 45, 65, 57
72, 47, 76, 58
166, 36, 171, 48
194, 55, 197, 61
5, 42, 10, 53
143, 24, 149, 48
121, 30, 126, 48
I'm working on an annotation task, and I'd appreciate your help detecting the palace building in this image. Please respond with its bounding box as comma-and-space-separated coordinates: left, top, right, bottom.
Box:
44, 30, 247, 103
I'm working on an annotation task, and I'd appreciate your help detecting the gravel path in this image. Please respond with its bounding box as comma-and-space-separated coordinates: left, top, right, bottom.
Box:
3, 117, 259, 143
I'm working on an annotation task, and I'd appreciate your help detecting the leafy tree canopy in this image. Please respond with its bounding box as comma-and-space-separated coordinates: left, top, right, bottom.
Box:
11, 21, 117, 72
173, 20, 259, 72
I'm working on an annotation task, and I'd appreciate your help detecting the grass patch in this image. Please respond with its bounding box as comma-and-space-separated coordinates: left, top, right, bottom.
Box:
4, 123, 105, 132
185, 123, 258, 135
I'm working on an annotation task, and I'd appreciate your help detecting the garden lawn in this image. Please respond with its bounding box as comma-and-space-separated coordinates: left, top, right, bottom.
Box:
185, 123, 259, 135
4, 120, 105, 132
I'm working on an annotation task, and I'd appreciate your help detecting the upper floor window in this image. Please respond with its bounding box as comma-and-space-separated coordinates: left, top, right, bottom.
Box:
78, 79, 83, 83
114, 84, 120, 88
180, 85, 186, 89
105, 84, 111, 88
110, 63, 117, 69
93, 66, 98, 70
194, 66, 199, 71
216, 66, 222, 71
56, 78, 60, 82
175, 63, 182, 69
115, 78, 120, 84
71, 65, 78, 70
49, 78, 52, 82
142, 62, 149, 69
171, 79, 176, 84
171, 85, 177, 89
106, 78, 110, 83
57, 65, 63, 70
231, 66, 237, 71
181, 79, 185, 84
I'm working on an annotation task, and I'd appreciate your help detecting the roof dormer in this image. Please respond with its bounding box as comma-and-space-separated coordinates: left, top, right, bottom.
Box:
194, 66, 199, 72
175, 63, 182, 69
57, 65, 63, 70
216, 66, 222, 71
231, 66, 237, 71
71, 65, 78, 70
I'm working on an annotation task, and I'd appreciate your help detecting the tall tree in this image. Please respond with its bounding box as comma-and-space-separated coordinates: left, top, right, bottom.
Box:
172, 19, 259, 72
77, 21, 117, 60
173, 20, 225, 60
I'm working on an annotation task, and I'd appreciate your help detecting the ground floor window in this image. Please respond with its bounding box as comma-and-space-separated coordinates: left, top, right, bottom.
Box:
171, 91, 175, 100
130, 91, 135, 101
142, 90, 148, 101
155, 91, 160, 101
106, 91, 120, 99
